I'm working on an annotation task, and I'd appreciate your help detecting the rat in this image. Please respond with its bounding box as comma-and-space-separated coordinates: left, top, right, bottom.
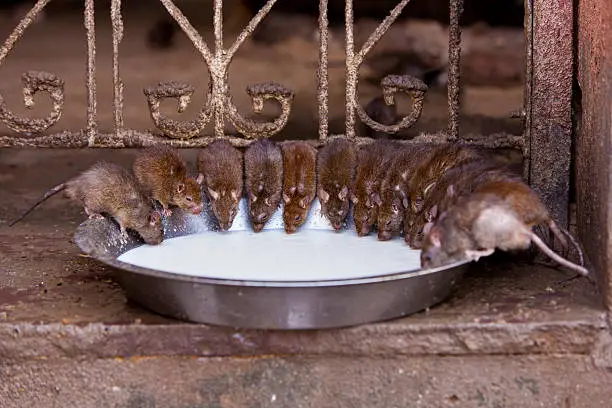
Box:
197, 139, 244, 231
419, 191, 589, 276
377, 144, 434, 241
133, 144, 204, 217
352, 139, 401, 236
9, 161, 164, 245
406, 144, 483, 229
244, 139, 284, 232
316, 137, 357, 231
280, 141, 317, 234
404, 157, 522, 249
363, 96, 399, 139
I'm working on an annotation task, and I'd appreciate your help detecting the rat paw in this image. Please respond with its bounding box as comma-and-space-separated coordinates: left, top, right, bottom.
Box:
161, 208, 173, 217
87, 212, 105, 221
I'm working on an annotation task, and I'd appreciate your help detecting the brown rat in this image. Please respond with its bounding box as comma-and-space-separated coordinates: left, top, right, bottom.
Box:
133, 144, 204, 217
407, 144, 483, 221
244, 139, 283, 232
197, 139, 244, 231
363, 96, 399, 139
352, 139, 400, 236
280, 141, 317, 234
405, 157, 522, 248
9, 161, 164, 245
420, 192, 588, 276
377, 144, 433, 241
316, 137, 357, 231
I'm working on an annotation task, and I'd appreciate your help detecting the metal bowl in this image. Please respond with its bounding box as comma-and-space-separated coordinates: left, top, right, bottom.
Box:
74, 199, 469, 330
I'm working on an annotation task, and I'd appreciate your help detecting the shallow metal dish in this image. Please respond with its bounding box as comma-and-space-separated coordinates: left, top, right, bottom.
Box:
74, 199, 469, 330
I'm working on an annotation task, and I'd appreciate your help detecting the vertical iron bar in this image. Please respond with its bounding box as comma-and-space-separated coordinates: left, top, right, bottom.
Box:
84, 0, 97, 145
317, 0, 329, 140
447, 0, 463, 139
522, 0, 533, 181
213, 0, 225, 138
344, 0, 356, 139
111, 0, 124, 132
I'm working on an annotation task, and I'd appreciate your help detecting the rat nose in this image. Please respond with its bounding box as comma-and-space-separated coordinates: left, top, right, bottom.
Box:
192, 204, 203, 214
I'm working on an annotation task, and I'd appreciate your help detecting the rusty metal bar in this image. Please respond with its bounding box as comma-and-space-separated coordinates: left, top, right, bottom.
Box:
345, 0, 416, 139
212, 0, 225, 137
111, 0, 124, 132
447, 0, 463, 139
317, 0, 329, 140
84, 0, 97, 146
526, 0, 573, 228
0, 0, 50, 65
344, 0, 356, 138
0, 130, 522, 149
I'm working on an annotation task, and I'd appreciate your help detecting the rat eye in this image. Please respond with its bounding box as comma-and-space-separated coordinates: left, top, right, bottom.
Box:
186, 196, 193, 202
392, 204, 399, 213
295, 215, 301, 222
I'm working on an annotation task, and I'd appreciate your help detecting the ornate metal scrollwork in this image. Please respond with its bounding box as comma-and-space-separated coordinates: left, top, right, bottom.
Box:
146, 0, 294, 140
0, 71, 64, 134
226, 82, 294, 139
355, 74, 428, 135
144, 81, 213, 139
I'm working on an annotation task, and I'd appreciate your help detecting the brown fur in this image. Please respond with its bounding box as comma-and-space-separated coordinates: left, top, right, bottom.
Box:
244, 139, 284, 232
352, 139, 400, 236
316, 137, 357, 231
377, 144, 433, 241
420, 190, 587, 276
10, 161, 164, 245
197, 140, 244, 231
280, 141, 317, 234
405, 158, 521, 248
133, 145, 203, 216
407, 144, 482, 217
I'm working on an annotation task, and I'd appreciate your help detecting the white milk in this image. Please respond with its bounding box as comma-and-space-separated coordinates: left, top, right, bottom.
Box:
117, 229, 423, 282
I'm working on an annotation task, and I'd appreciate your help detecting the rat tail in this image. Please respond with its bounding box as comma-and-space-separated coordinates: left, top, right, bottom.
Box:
528, 230, 589, 276
8, 183, 66, 227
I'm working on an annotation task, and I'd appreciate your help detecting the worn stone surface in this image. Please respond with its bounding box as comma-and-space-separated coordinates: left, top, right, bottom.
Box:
2, 355, 612, 407
576, 0, 612, 310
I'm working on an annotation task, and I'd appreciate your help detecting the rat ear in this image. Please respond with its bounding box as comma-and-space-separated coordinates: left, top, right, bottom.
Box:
413, 197, 424, 213
422, 221, 434, 236
372, 193, 382, 207
283, 192, 291, 204
392, 203, 399, 214
298, 195, 310, 209
429, 226, 442, 247
176, 182, 185, 194
351, 194, 358, 204
297, 183, 305, 195
426, 204, 438, 222
249, 193, 257, 204
196, 173, 204, 185
264, 196, 272, 206
402, 197, 409, 209
319, 188, 330, 204
208, 188, 220, 200
257, 182, 264, 193
447, 184, 455, 198
338, 186, 349, 201
149, 211, 161, 226
289, 186, 296, 195
230, 190, 239, 200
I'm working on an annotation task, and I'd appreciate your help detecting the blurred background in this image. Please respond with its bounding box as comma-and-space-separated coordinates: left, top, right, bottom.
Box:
0, 0, 526, 141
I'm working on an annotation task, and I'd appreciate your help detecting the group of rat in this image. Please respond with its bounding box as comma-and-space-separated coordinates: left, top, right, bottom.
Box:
9, 137, 589, 276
